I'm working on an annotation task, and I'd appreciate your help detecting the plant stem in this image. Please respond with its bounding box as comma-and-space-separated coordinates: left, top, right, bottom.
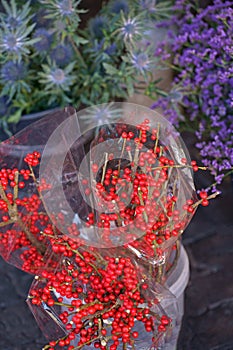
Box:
192, 191, 220, 209
0, 181, 46, 254
151, 164, 207, 171
154, 123, 160, 154
101, 153, 109, 185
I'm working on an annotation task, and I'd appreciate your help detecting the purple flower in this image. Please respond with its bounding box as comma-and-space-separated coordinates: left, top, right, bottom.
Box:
1, 61, 27, 83
152, 0, 233, 187
50, 44, 73, 67
32, 8, 52, 29
130, 52, 153, 76
88, 16, 108, 40
33, 28, 53, 52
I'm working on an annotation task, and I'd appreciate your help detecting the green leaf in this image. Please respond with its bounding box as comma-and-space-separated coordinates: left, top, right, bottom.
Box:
80, 94, 91, 106
73, 34, 88, 46
7, 109, 22, 123
103, 63, 119, 76
126, 77, 134, 97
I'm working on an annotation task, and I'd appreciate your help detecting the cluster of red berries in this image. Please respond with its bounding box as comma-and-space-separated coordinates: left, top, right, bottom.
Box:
81, 119, 199, 251
0, 161, 50, 272
24, 151, 41, 167
0, 119, 212, 349
29, 241, 171, 350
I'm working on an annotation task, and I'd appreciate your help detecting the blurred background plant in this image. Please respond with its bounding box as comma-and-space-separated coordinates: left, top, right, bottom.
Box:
148, 0, 233, 190
0, 0, 173, 136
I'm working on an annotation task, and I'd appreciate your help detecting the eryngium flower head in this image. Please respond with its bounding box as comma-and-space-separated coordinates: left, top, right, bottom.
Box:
127, 50, 156, 78
1, 60, 27, 83
32, 8, 52, 29
39, 0, 83, 23
33, 28, 53, 52
0, 60, 30, 100
132, 52, 150, 72
88, 16, 108, 40
50, 44, 73, 66
79, 102, 122, 129
0, 22, 38, 60
53, 0, 78, 17
39, 60, 76, 91
115, 13, 144, 45
0, 0, 32, 30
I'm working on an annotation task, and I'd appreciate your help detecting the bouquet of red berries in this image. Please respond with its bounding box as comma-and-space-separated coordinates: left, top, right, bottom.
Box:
0, 104, 216, 349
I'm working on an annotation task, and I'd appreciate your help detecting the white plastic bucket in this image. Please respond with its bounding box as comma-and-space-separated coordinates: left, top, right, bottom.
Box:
161, 244, 190, 349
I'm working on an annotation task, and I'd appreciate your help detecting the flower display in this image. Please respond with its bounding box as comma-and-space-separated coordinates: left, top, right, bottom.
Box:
151, 0, 233, 190
0, 104, 217, 349
0, 0, 172, 135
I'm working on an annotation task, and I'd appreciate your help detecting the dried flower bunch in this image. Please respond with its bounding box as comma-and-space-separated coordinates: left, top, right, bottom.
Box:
150, 0, 233, 190
0, 105, 216, 349
0, 0, 172, 134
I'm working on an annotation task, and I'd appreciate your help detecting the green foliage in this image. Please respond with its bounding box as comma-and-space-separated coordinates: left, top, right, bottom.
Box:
0, 0, 172, 132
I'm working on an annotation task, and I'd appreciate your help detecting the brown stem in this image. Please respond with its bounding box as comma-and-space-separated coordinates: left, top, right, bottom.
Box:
192, 191, 220, 209
73, 335, 102, 349
156, 264, 163, 284
17, 218, 46, 254
0, 219, 15, 227
13, 171, 19, 210
101, 153, 109, 185
153, 122, 160, 154
151, 164, 207, 171
118, 137, 127, 173
0, 183, 12, 207
138, 188, 148, 223
67, 245, 102, 275
0, 181, 46, 255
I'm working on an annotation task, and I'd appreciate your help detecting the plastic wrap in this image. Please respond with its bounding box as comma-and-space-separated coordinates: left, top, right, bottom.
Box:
0, 103, 199, 349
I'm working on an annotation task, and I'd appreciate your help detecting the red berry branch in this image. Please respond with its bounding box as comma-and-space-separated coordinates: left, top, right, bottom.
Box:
0, 119, 217, 349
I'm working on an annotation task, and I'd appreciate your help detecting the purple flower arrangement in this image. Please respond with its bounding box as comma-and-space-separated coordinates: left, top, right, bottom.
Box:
152, 0, 233, 190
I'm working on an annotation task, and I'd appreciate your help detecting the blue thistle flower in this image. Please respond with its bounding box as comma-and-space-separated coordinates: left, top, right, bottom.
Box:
0, 60, 30, 100
1, 60, 27, 83
0, 0, 32, 30
50, 44, 73, 67
0, 22, 37, 60
39, 0, 83, 22
32, 8, 52, 29
115, 13, 144, 44
130, 51, 154, 77
56, 0, 76, 17
79, 103, 122, 129
111, 0, 129, 14
33, 28, 53, 52
88, 16, 108, 40
39, 60, 76, 91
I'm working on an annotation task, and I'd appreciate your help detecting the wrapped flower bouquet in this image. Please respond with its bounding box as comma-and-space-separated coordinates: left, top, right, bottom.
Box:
0, 103, 216, 349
